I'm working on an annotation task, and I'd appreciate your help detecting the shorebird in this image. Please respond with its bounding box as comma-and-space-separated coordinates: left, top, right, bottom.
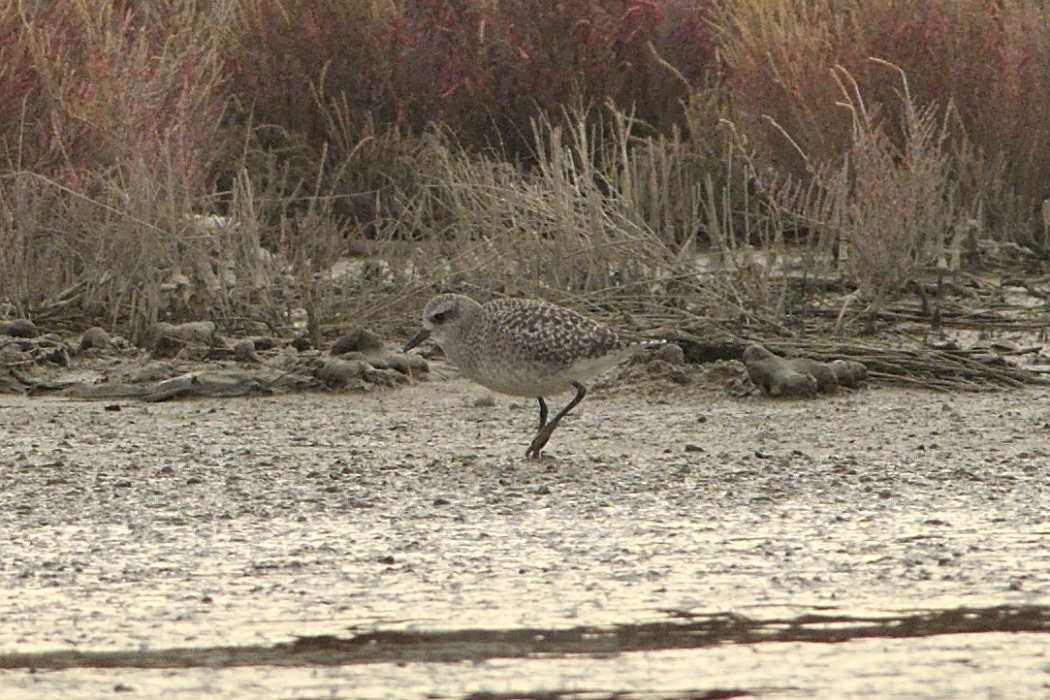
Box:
403, 293, 659, 457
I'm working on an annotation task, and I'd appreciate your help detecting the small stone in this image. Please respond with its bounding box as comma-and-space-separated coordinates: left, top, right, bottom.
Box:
249, 336, 279, 351
79, 326, 111, 351
330, 327, 386, 355
315, 358, 369, 387
653, 342, 685, 366
232, 339, 259, 362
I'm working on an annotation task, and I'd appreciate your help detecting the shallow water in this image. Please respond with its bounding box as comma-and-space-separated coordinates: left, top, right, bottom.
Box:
2, 376, 1049, 697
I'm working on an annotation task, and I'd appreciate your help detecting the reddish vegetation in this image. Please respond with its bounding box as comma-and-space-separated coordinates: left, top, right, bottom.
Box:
716, 0, 1050, 207
4, 0, 1048, 202
226, 0, 715, 159
0, 1, 226, 193
1, 0, 1050, 323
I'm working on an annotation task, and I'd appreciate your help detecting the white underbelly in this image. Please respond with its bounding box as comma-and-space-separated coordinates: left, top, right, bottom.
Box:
461, 351, 630, 398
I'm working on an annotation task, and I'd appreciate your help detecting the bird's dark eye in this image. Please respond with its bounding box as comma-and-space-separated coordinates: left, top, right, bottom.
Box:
431, 311, 447, 323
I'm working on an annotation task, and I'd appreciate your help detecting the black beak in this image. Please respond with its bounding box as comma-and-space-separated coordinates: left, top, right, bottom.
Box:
403, 328, 431, 353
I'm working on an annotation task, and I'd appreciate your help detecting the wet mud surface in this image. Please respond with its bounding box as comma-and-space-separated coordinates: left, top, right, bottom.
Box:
2, 369, 1050, 698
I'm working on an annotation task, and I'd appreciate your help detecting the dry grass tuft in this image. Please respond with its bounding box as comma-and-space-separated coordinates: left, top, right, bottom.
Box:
714, 0, 1050, 242
760, 62, 987, 300
381, 111, 674, 299
0, 0, 240, 341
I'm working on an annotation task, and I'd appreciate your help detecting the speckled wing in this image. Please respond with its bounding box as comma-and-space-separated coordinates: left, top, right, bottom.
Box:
482, 298, 633, 367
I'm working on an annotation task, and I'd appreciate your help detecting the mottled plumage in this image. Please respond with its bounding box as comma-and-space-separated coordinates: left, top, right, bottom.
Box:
404, 293, 657, 457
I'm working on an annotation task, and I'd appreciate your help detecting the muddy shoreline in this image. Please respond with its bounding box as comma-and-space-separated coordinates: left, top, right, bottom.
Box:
3, 372, 1050, 697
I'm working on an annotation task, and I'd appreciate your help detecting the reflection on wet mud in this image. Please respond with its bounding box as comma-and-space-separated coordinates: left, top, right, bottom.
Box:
2, 604, 1046, 670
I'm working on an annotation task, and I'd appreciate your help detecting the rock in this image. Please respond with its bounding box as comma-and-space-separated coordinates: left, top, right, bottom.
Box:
831, 359, 869, 388
330, 327, 386, 356
315, 358, 370, 388
742, 344, 819, 398
248, 336, 279, 352
347, 239, 370, 257
151, 334, 181, 359
367, 352, 427, 375
233, 339, 261, 363
45, 344, 71, 367
329, 326, 426, 378
785, 357, 840, 394
0, 319, 38, 338
79, 326, 111, 351
337, 351, 370, 363
743, 345, 869, 398
652, 342, 685, 366
363, 366, 409, 388
382, 352, 426, 375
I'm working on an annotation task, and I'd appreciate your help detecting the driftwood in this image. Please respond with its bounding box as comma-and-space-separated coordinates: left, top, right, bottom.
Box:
762, 340, 1048, 391
636, 262, 1050, 391
660, 331, 1048, 392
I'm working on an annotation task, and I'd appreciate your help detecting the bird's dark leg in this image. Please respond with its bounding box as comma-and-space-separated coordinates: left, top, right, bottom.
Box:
536, 397, 549, 431
526, 381, 587, 458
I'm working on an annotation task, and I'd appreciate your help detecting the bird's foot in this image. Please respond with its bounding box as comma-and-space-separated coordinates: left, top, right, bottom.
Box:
525, 424, 556, 458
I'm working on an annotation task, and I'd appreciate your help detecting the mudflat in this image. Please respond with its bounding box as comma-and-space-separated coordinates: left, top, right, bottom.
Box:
1, 371, 1048, 699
